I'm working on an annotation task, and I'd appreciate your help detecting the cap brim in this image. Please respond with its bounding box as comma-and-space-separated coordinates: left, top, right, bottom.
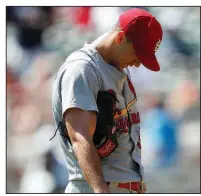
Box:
136, 50, 160, 72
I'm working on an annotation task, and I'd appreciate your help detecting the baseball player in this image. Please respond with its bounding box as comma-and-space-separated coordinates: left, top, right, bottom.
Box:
51, 8, 163, 193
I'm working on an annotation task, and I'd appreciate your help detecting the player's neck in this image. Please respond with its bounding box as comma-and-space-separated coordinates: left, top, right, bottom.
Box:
96, 45, 111, 64
95, 41, 123, 72
93, 32, 112, 64
96, 39, 120, 67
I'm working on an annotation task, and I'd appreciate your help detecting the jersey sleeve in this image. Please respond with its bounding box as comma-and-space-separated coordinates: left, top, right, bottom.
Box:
60, 59, 100, 116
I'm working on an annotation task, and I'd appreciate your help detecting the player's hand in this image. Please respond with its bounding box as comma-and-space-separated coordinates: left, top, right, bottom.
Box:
138, 182, 146, 193
93, 183, 110, 193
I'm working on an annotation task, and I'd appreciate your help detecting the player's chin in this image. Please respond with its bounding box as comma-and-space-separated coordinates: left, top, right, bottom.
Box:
127, 64, 135, 68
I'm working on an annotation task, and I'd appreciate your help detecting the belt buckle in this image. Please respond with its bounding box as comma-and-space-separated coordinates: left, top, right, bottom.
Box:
109, 182, 119, 188
114, 182, 119, 188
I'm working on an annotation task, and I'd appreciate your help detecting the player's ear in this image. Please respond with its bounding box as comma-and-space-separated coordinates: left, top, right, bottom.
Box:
115, 31, 126, 45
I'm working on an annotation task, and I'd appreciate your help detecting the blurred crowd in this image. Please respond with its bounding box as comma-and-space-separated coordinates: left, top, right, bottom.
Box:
6, 7, 200, 193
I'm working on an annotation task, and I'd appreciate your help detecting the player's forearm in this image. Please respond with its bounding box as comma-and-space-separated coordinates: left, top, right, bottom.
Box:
72, 135, 109, 193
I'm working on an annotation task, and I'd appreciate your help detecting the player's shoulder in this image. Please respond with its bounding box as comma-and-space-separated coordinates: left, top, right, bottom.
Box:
64, 47, 95, 68
55, 49, 99, 87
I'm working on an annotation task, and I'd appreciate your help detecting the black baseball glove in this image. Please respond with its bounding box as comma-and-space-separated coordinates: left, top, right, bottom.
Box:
93, 90, 119, 159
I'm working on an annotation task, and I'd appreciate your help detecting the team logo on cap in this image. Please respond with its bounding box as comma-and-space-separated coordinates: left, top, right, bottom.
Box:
154, 39, 161, 52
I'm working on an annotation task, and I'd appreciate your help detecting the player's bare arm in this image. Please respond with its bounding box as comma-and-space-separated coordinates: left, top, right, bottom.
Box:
64, 108, 110, 193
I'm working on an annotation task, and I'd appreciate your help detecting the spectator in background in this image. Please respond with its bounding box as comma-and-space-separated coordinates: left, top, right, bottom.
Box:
141, 93, 179, 169
7, 7, 52, 76
9, 6, 51, 50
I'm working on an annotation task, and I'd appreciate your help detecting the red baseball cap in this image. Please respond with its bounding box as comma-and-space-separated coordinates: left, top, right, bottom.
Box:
119, 8, 163, 71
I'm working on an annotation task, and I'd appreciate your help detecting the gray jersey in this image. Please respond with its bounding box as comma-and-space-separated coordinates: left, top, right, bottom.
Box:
52, 38, 144, 182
